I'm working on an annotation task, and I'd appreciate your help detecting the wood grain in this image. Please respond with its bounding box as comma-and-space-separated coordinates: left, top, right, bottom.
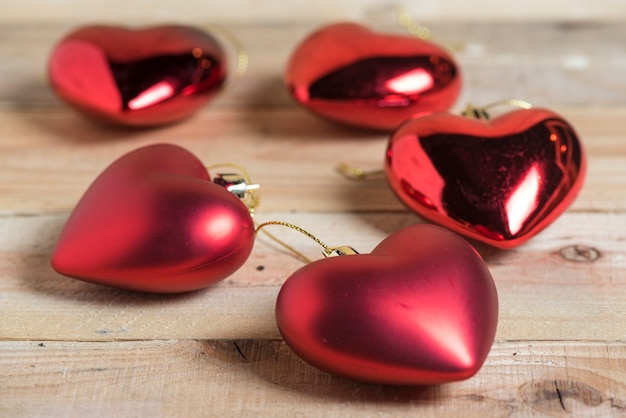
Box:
0, 13, 625, 418
1, 105, 626, 214
1, 211, 625, 343
2, 22, 626, 109
1, 340, 625, 417
2, 22, 626, 216
2, 1, 626, 24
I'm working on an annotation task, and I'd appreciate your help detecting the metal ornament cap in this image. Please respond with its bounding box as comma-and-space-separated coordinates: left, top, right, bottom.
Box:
51, 144, 255, 293
276, 224, 498, 385
284, 23, 461, 131
48, 25, 226, 127
385, 108, 586, 249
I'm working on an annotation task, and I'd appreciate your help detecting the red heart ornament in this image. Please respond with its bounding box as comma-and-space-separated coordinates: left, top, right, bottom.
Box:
48, 25, 226, 127
386, 108, 586, 248
285, 23, 461, 131
276, 224, 498, 385
51, 144, 255, 293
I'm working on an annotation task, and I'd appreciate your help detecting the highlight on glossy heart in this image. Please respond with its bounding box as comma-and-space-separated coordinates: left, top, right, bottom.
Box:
275, 224, 498, 385
385, 104, 586, 249
284, 22, 461, 131
48, 25, 227, 127
51, 144, 255, 293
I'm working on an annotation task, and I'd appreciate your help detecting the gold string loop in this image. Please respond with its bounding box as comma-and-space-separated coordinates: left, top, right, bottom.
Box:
336, 163, 386, 181
204, 25, 249, 89
255, 221, 358, 264
397, 8, 431, 40
483, 99, 533, 111
462, 99, 533, 120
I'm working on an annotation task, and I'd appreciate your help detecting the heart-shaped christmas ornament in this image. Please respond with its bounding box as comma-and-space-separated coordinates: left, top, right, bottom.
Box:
385, 106, 586, 249
51, 144, 255, 293
285, 23, 461, 131
48, 25, 226, 127
276, 224, 498, 385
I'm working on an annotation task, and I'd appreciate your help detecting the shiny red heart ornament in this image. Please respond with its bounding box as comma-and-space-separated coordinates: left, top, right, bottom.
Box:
51, 144, 255, 293
386, 108, 586, 249
48, 25, 226, 127
285, 23, 461, 131
276, 224, 498, 385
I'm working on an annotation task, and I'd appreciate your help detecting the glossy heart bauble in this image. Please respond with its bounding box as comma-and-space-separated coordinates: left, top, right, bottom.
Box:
285, 23, 461, 131
386, 108, 586, 248
48, 25, 226, 127
51, 144, 255, 293
276, 224, 498, 385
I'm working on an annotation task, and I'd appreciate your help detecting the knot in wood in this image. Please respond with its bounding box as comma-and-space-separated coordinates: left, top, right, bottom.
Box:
520, 379, 604, 414
559, 245, 600, 262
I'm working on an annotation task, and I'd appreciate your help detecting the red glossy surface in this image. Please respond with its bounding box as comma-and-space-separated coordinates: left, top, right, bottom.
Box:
285, 23, 461, 131
51, 144, 255, 293
386, 108, 586, 248
48, 25, 226, 127
276, 225, 498, 385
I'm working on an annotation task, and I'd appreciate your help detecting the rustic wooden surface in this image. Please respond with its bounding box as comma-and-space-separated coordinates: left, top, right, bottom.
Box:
1, 6, 625, 417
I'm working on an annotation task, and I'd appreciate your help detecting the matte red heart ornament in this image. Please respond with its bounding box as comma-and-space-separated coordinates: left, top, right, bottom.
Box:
385, 107, 586, 248
51, 144, 255, 293
48, 25, 226, 127
285, 23, 461, 131
276, 224, 498, 385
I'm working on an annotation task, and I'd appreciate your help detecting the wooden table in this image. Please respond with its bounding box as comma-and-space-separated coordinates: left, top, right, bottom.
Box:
1, 2, 625, 417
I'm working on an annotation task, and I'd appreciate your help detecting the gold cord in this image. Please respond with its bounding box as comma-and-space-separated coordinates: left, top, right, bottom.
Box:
255, 221, 333, 263
255, 221, 358, 263
483, 99, 533, 111
204, 25, 249, 87
397, 8, 431, 40
336, 163, 386, 181
462, 99, 533, 120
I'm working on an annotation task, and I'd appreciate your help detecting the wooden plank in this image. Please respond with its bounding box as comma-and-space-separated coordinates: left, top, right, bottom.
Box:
2, 23, 626, 109
1, 1, 626, 24
1, 212, 624, 342
1, 339, 625, 417
0, 105, 624, 214
0, 14, 625, 418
